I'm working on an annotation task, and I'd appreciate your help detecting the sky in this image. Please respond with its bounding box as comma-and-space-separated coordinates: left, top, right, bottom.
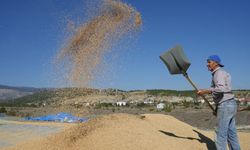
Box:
0, 0, 250, 90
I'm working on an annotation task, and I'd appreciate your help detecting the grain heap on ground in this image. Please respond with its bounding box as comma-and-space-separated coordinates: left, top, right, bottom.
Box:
4, 114, 250, 150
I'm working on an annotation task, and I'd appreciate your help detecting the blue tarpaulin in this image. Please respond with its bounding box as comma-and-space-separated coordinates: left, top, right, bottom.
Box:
25, 112, 88, 123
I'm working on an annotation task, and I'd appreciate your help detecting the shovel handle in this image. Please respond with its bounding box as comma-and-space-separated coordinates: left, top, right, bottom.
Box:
182, 72, 216, 113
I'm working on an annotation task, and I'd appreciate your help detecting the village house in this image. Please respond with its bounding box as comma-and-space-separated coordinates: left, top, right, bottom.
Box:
157, 103, 165, 110
143, 99, 154, 104
116, 101, 127, 106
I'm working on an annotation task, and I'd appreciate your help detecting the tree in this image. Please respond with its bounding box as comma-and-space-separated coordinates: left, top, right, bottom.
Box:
0, 107, 7, 113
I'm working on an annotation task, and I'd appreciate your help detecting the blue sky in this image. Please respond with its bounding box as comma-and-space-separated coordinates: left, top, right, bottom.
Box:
0, 0, 250, 90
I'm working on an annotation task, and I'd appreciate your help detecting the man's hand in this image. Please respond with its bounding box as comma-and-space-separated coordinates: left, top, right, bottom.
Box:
197, 89, 211, 95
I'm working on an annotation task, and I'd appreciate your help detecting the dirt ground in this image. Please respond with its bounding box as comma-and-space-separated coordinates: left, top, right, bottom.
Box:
168, 108, 250, 131
2, 113, 250, 150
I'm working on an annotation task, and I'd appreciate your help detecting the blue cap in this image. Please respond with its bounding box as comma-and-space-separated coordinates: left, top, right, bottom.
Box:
207, 55, 224, 67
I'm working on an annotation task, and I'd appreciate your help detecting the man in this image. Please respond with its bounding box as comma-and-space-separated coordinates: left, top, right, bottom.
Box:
197, 55, 241, 150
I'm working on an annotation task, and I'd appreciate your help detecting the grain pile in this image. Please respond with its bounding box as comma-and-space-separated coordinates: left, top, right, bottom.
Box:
55, 0, 142, 87
5, 114, 250, 150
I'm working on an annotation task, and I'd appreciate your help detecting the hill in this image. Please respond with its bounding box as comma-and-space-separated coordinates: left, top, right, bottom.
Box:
0, 85, 39, 101
1, 88, 249, 107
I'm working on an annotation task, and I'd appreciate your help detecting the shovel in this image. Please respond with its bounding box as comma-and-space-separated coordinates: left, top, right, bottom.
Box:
159, 45, 216, 113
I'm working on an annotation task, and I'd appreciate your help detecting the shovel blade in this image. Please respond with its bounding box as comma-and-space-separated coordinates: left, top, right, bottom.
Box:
160, 45, 191, 75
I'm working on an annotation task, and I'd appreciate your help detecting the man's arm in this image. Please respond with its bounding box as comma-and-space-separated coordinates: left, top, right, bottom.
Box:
198, 70, 228, 96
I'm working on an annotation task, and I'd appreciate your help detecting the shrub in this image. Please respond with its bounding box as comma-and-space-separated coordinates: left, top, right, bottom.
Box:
6, 110, 17, 116
149, 108, 155, 112
136, 103, 148, 107
100, 103, 113, 107
163, 103, 173, 112
94, 102, 113, 109
94, 104, 101, 109
182, 100, 191, 108
0, 107, 7, 113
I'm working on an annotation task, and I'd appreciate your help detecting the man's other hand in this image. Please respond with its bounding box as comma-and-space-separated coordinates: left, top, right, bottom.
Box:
197, 89, 211, 95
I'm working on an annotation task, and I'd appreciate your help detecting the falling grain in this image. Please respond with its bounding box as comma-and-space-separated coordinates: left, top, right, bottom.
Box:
55, 0, 142, 87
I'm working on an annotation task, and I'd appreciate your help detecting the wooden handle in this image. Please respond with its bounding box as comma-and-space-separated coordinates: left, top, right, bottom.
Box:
182, 72, 215, 112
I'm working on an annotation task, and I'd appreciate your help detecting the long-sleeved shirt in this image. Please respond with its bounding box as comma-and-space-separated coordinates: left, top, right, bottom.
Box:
210, 67, 234, 104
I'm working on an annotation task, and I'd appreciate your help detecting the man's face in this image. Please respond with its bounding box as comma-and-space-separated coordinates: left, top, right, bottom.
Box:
207, 60, 218, 72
